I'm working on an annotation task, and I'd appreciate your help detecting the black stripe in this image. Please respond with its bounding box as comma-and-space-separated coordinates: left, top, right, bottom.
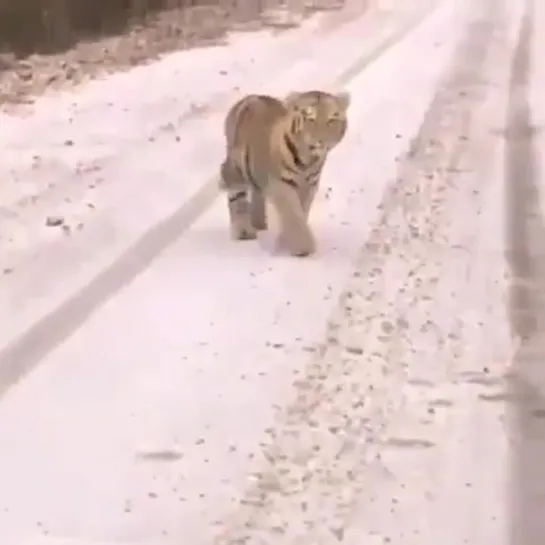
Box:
307, 160, 324, 178
283, 134, 306, 170
305, 162, 324, 186
280, 157, 301, 177
290, 116, 299, 134
228, 191, 247, 203
280, 177, 298, 189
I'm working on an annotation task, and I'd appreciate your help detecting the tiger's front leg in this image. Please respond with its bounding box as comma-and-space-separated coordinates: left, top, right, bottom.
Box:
298, 183, 319, 221
267, 178, 316, 257
299, 163, 324, 220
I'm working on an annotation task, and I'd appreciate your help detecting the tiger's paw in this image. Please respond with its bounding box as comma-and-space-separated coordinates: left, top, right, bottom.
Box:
276, 229, 316, 257
251, 217, 268, 231
232, 224, 257, 240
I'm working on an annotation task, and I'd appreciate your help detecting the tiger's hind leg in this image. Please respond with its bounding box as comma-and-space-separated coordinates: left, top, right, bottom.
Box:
250, 187, 268, 231
220, 159, 257, 240
267, 178, 316, 257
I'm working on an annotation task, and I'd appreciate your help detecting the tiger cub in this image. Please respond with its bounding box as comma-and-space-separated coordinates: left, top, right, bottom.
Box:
219, 90, 350, 257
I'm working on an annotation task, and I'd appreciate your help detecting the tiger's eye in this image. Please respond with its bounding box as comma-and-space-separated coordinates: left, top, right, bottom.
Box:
303, 106, 316, 119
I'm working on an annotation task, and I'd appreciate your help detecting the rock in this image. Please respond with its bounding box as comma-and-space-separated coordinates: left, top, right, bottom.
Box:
45, 215, 65, 227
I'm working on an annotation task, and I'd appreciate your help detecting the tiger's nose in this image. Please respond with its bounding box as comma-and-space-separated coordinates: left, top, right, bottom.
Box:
310, 141, 324, 153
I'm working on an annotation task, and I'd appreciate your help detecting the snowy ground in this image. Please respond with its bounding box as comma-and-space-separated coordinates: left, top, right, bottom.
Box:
0, 0, 543, 543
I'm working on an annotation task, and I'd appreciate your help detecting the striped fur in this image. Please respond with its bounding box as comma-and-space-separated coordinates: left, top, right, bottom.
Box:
219, 90, 350, 256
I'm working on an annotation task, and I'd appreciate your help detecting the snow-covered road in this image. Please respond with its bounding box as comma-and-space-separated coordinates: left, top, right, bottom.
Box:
0, 0, 542, 543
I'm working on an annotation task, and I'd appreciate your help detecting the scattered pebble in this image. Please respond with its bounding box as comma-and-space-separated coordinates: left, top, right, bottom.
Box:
45, 215, 64, 227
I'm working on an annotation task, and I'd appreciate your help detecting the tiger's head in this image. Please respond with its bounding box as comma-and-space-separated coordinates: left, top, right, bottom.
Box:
284, 90, 350, 159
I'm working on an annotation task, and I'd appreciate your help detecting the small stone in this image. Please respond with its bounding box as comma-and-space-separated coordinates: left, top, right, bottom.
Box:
45, 216, 64, 227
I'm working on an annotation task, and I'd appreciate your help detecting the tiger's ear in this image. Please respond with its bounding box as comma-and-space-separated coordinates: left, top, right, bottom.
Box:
284, 91, 303, 108
336, 91, 351, 112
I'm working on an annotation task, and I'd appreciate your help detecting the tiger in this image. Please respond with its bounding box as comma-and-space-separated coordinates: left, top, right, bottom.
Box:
218, 89, 350, 257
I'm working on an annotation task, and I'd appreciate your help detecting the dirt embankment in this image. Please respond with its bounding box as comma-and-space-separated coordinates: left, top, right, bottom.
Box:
0, 0, 361, 110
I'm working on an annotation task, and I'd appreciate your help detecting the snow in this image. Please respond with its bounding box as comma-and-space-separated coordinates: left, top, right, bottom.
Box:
0, 0, 432, 351
0, 0, 534, 542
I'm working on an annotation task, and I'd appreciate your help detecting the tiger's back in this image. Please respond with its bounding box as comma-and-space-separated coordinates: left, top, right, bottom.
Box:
220, 90, 350, 256
220, 94, 286, 193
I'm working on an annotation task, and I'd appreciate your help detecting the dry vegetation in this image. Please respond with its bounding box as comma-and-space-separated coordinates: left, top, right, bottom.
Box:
0, 0, 345, 106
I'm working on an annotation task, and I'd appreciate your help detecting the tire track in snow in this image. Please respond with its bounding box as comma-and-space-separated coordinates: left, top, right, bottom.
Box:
0, 1, 440, 399
503, 0, 545, 542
